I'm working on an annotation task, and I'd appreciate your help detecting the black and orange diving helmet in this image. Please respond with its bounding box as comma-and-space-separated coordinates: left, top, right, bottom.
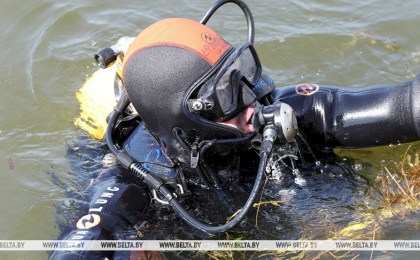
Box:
123, 18, 271, 169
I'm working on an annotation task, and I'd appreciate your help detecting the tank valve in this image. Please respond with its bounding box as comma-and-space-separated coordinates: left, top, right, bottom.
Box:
94, 36, 135, 68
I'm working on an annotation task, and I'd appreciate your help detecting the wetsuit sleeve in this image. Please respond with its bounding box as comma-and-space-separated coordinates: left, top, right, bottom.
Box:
270, 75, 420, 150
49, 167, 150, 260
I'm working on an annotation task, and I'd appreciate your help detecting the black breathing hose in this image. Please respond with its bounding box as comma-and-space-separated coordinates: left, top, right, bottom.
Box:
200, 0, 255, 44
105, 92, 134, 169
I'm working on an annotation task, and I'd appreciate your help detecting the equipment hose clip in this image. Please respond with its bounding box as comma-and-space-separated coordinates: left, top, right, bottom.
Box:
190, 145, 200, 169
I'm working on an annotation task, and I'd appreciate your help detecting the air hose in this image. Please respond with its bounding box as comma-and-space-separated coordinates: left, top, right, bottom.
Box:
200, 0, 255, 44
105, 93, 277, 234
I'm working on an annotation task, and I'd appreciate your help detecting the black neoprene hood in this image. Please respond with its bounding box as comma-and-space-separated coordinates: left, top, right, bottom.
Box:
123, 18, 246, 168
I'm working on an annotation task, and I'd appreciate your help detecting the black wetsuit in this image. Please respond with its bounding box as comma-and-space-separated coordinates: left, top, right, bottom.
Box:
49, 75, 420, 260
275, 76, 420, 150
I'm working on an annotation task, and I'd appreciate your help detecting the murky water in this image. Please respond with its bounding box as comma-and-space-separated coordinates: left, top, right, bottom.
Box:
0, 0, 419, 259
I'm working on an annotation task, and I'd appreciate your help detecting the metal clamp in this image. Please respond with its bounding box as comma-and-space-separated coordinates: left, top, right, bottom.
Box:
151, 184, 185, 205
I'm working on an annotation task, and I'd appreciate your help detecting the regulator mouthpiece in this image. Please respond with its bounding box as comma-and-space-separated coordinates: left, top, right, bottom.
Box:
94, 36, 135, 68
253, 102, 298, 142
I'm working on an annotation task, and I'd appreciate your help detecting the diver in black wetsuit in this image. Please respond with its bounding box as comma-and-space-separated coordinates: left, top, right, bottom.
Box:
49, 1, 420, 259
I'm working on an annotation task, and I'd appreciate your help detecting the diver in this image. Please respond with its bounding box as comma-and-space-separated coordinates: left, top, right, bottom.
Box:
50, 0, 420, 259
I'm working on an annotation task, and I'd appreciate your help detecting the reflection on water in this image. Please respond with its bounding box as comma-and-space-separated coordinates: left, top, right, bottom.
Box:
0, 0, 419, 259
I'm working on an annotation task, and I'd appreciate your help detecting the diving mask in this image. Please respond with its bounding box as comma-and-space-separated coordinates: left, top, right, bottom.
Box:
188, 42, 263, 121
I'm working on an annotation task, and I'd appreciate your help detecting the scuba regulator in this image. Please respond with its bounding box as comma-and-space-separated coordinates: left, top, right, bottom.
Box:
95, 0, 298, 234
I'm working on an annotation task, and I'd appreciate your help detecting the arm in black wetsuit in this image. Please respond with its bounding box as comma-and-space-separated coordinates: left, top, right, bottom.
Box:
49, 167, 152, 260
270, 75, 420, 153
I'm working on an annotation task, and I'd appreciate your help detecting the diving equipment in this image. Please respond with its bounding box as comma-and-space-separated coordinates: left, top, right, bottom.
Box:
253, 102, 298, 142
189, 42, 262, 121
99, 0, 298, 234
94, 36, 135, 68
105, 91, 296, 233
